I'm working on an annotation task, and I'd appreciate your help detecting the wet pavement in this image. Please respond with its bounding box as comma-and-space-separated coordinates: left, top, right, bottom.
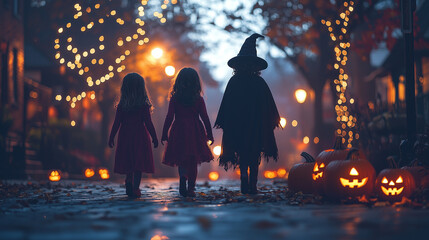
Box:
1, 179, 429, 240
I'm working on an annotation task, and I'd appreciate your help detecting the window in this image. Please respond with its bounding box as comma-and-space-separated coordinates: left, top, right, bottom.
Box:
13, 48, 18, 103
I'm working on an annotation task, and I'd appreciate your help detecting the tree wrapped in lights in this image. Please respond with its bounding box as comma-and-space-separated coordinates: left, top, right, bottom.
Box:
321, 1, 357, 147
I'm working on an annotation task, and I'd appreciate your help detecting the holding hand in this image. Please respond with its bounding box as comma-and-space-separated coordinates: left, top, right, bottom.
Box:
108, 138, 115, 148
208, 135, 214, 146
161, 135, 168, 146
153, 139, 159, 148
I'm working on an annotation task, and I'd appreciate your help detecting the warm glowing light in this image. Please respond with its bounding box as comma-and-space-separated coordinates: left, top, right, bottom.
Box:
294, 89, 307, 103
314, 137, 320, 144
213, 145, 221, 156
280, 117, 287, 128
71, 120, 76, 126
350, 167, 359, 176
55, 95, 62, 101
85, 168, 95, 178
396, 176, 403, 183
165, 66, 176, 76
151, 47, 163, 59
264, 171, 277, 179
99, 169, 110, 179
303, 136, 310, 144
340, 177, 368, 188
277, 168, 287, 178
381, 186, 404, 196
208, 171, 219, 181
49, 170, 61, 181
291, 120, 298, 127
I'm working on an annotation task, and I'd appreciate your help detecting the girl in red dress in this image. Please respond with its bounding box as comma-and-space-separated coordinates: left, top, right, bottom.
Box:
109, 73, 158, 198
161, 68, 214, 197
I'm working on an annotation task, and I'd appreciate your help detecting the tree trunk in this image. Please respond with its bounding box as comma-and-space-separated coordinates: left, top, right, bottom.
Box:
313, 84, 324, 153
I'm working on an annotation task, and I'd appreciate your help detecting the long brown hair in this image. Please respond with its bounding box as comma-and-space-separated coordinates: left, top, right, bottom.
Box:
118, 73, 152, 111
169, 68, 202, 106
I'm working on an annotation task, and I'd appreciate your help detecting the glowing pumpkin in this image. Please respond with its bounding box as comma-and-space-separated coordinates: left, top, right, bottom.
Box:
49, 170, 61, 182
375, 158, 416, 202
84, 168, 95, 178
313, 136, 353, 194
324, 149, 375, 199
208, 171, 219, 181
401, 161, 428, 188
264, 171, 277, 179
288, 152, 315, 193
99, 168, 110, 180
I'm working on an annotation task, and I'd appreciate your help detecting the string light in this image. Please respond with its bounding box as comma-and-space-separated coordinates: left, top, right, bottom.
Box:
321, 1, 357, 147
54, 1, 172, 107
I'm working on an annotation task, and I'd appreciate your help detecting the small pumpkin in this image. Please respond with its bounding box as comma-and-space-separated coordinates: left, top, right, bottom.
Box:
288, 152, 315, 193
375, 157, 416, 202
401, 160, 428, 188
313, 136, 354, 194
324, 149, 375, 200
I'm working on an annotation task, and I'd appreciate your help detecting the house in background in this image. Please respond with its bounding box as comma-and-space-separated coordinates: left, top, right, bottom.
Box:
0, 0, 26, 179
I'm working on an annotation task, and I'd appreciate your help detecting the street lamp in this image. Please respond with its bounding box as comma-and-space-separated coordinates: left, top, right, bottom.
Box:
295, 89, 307, 103
165, 66, 175, 76
151, 47, 163, 59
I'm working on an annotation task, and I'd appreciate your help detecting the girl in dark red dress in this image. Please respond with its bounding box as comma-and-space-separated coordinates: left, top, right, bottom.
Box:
109, 73, 158, 198
161, 68, 214, 197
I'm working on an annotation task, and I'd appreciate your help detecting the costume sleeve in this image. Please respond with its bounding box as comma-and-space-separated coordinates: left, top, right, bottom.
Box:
261, 78, 280, 129
109, 107, 121, 141
198, 97, 213, 139
162, 98, 175, 140
143, 106, 158, 142
214, 77, 235, 129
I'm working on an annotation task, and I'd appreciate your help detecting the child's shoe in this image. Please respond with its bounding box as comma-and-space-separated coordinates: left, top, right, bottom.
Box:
187, 181, 196, 197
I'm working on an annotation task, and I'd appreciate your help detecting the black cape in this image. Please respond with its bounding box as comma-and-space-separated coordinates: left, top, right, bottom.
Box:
214, 73, 280, 170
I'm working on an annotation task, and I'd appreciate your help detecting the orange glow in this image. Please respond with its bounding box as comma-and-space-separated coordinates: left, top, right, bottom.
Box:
150, 234, 169, 240
98, 169, 110, 179
165, 66, 175, 76
151, 47, 163, 59
280, 117, 287, 128
381, 186, 404, 196
49, 170, 61, 181
264, 171, 277, 179
208, 171, 219, 181
295, 89, 307, 103
85, 168, 95, 178
340, 177, 368, 188
350, 167, 358, 176
277, 168, 287, 178
213, 145, 221, 156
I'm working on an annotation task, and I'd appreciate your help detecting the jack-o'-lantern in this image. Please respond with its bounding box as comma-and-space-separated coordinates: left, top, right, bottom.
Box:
324, 149, 375, 199
375, 158, 416, 202
99, 168, 110, 180
288, 152, 315, 193
49, 170, 61, 182
401, 160, 428, 188
85, 168, 95, 178
313, 136, 355, 194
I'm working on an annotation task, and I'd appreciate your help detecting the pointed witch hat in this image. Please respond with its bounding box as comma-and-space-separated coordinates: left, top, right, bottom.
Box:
227, 33, 268, 71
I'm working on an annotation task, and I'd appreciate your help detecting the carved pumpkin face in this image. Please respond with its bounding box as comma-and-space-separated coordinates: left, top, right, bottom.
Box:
339, 167, 369, 188
323, 150, 375, 200
312, 162, 325, 180
49, 170, 61, 182
375, 169, 416, 202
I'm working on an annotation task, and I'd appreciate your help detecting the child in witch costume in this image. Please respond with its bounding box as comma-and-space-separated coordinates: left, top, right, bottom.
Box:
109, 73, 158, 198
162, 68, 214, 197
214, 33, 280, 194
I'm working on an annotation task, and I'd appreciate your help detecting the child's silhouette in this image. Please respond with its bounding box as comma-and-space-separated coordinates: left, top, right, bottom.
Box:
109, 73, 158, 198
215, 34, 280, 194
161, 68, 214, 197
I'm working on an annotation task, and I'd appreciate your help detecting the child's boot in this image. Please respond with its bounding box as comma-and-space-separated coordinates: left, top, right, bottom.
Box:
179, 177, 188, 197
187, 180, 196, 197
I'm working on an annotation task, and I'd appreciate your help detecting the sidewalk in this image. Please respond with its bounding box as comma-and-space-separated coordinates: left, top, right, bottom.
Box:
1, 179, 428, 240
